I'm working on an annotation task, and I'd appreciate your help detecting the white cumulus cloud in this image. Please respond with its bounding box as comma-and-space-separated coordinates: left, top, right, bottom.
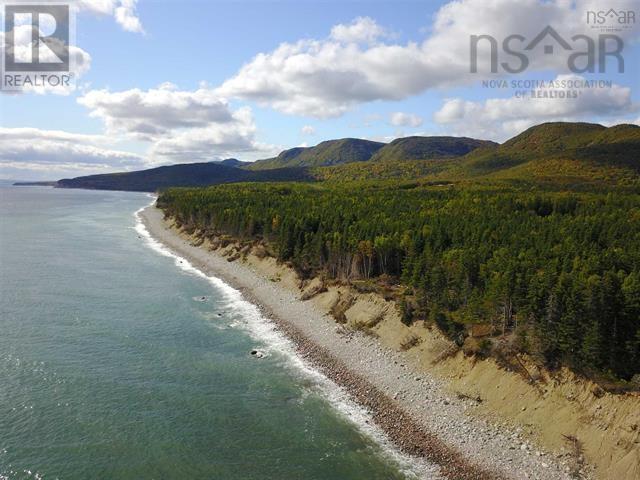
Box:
78, 84, 235, 140
390, 112, 423, 128
217, 0, 639, 118
78, 0, 144, 33
78, 84, 276, 164
301, 125, 316, 135
147, 106, 276, 164
330, 16, 389, 44
433, 75, 636, 140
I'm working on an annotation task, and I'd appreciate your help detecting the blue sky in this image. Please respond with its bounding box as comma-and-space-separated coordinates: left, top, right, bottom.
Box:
1, 0, 638, 179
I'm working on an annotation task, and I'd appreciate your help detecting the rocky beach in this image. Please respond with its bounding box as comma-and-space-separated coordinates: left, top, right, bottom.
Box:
139, 204, 588, 480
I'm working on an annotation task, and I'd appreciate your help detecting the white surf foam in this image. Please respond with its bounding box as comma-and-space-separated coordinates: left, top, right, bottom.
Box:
133, 199, 440, 479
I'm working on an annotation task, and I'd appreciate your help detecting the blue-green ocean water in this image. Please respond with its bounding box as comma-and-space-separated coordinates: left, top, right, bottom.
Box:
0, 187, 425, 480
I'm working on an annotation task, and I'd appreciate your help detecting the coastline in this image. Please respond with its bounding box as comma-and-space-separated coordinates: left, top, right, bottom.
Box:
139, 204, 580, 480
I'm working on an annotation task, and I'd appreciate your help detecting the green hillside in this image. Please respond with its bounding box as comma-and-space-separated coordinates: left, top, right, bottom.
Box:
453, 122, 640, 181
501, 122, 606, 153
246, 138, 385, 170
310, 123, 639, 188
370, 136, 496, 162
313, 159, 457, 182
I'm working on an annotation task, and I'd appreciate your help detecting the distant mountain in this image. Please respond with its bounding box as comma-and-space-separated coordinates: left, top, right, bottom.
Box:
46, 122, 640, 192
457, 122, 640, 176
443, 122, 640, 187
309, 123, 640, 187
369, 136, 497, 162
57, 162, 311, 192
247, 138, 385, 170
217, 158, 251, 168
12, 181, 58, 187
500, 121, 606, 153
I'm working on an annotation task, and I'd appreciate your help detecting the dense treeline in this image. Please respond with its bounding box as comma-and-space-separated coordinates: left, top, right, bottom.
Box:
158, 182, 640, 380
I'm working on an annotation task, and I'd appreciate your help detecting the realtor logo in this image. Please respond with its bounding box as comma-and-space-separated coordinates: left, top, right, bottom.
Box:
4, 4, 69, 71
2, 2, 75, 91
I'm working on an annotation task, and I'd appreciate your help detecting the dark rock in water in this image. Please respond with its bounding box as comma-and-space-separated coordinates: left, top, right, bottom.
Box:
250, 349, 265, 358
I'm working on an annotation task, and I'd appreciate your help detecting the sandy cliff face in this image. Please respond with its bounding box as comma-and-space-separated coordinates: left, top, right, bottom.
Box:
179, 223, 640, 480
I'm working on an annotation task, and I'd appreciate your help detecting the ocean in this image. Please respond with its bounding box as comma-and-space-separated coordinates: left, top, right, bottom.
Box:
0, 186, 419, 479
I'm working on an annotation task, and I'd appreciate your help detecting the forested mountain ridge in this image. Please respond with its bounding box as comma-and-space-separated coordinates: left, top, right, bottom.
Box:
452, 122, 640, 181
248, 135, 495, 170
369, 136, 497, 162
312, 123, 640, 187
57, 162, 312, 192
501, 122, 608, 153
46, 122, 640, 192
246, 138, 385, 170
218, 158, 251, 167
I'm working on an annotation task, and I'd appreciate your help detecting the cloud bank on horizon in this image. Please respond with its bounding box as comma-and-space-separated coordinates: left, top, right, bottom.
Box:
1, 0, 638, 180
